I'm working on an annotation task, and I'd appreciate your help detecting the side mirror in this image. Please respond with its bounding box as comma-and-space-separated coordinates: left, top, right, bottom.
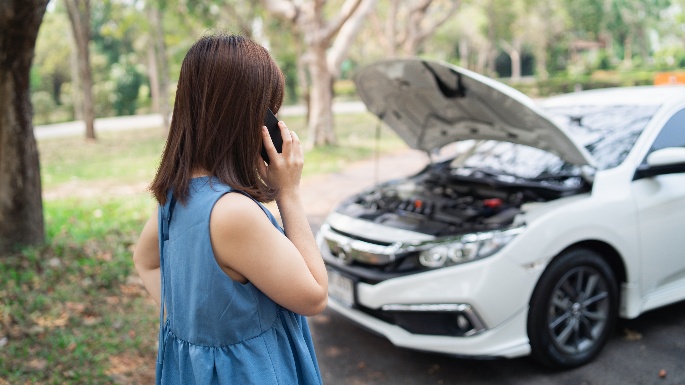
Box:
634, 147, 685, 180
646, 147, 685, 167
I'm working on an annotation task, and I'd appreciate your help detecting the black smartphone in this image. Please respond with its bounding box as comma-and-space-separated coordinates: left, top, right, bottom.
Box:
261, 108, 283, 164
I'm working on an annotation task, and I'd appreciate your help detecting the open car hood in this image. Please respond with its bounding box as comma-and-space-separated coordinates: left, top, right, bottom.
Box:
354, 59, 595, 167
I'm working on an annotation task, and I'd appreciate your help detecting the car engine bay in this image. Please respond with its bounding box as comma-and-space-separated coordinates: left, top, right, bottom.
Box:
335, 161, 589, 238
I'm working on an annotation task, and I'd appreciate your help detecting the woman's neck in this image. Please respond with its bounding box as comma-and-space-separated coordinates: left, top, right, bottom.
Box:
191, 168, 210, 178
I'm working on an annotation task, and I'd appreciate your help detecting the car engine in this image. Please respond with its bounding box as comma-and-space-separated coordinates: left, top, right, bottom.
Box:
335, 163, 588, 237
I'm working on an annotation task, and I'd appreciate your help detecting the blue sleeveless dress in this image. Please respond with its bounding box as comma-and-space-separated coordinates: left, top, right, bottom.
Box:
156, 176, 323, 385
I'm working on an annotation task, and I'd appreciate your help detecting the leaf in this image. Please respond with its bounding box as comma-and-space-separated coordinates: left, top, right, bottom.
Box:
27, 358, 47, 371
33, 312, 69, 328
65, 301, 86, 314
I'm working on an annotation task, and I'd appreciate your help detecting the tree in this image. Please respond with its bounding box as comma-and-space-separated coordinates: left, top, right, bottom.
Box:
146, 0, 260, 130
64, 0, 96, 139
524, 0, 569, 79
262, 0, 377, 148
370, 0, 460, 57
0, 0, 49, 254
501, 0, 530, 80
606, 0, 671, 67
431, 3, 489, 72
33, 8, 72, 110
147, 0, 171, 130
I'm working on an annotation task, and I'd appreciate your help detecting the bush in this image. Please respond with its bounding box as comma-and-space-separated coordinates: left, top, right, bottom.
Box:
111, 59, 144, 116
334, 79, 357, 99
31, 91, 56, 125
506, 70, 659, 97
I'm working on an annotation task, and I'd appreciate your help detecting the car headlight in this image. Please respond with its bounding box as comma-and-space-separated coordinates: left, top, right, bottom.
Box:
418, 226, 524, 268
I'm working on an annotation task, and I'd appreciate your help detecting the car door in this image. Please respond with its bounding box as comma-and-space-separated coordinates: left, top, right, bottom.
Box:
632, 108, 685, 309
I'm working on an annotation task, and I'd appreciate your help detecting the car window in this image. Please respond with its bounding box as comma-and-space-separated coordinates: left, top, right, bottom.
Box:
545, 105, 661, 170
647, 108, 685, 154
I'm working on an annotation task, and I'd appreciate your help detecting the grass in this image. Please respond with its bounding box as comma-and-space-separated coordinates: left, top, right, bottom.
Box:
0, 110, 407, 384
39, 128, 165, 190
0, 195, 158, 384
38, 112, 405, 190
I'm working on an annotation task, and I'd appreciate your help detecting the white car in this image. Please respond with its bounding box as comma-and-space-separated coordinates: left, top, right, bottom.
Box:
317, 58, 685, 368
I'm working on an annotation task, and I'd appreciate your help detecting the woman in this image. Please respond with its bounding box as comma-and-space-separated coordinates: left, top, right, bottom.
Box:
133, 34, 327, 385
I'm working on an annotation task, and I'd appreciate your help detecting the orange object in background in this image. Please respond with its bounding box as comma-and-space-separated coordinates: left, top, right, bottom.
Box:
654, 72, 685, 85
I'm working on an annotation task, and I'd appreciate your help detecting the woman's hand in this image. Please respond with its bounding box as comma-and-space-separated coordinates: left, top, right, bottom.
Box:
258, 121, 303, 199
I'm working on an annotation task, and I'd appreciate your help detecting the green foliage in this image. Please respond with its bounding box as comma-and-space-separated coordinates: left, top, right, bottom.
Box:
596, 50, 614, 71
32, 8, 72, 100
506, 70, 657, 97
31, 7, 75, 125
111, 57, 145, 116
32, 91, 57, 125
92, 0, 147, 66
276, 49, 301, 105
564, 0, 605, 39
653, 46, 685, 69
28, 0, 685, 127
333, 79, 357, 100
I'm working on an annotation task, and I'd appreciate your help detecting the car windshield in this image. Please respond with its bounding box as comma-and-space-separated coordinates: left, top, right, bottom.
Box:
443, 104, 660, 179
545, 104, 661, 170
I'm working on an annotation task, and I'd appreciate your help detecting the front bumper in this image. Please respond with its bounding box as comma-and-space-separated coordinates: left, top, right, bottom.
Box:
327, 296, 531, 358
321, 227, 537, 358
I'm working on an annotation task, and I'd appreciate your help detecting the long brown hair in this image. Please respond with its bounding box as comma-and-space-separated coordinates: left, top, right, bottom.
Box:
150, 34, 284, 205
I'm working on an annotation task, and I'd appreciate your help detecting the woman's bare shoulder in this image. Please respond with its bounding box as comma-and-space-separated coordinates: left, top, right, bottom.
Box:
210, 192, 274, 235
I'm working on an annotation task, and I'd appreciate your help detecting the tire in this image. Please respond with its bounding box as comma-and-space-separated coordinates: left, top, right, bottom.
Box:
527, 247, 619, 369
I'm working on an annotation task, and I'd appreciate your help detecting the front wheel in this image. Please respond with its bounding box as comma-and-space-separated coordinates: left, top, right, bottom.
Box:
528, 248, 619, 369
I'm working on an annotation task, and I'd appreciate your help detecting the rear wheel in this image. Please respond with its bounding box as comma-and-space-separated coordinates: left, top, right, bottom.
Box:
528, 248, 618, 369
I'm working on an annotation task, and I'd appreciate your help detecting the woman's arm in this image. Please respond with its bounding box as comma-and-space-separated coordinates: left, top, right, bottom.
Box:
211, 120, 327, 316
132, 209, 161, 306
210, 194, 327, 316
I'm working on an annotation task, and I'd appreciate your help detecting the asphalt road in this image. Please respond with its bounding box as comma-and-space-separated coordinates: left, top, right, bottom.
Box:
309, 301, 685, 385
296, 149, 685, 385
33, 101, 367, 139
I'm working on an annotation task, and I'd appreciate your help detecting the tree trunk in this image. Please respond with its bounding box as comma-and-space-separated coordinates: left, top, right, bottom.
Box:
623, 35, 632, 67
535, 47, 548, 80
149, 2, 170, 130
0, 0, 49, 254
328, 0, 377, 76
147, 41, 160, 113
295, 43, 310, 125
69, 41, 82, 120
382, 0, 459, 57
385, 0, 399, 57
263, 0, 370, 148
459, 38, 469, 69
476, 44, 488, 74
65, 0, 96, 140
510, 49, 521, 81
503, 40, 522, 81
306, 44, 336, 148
485, 0, 497, 76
